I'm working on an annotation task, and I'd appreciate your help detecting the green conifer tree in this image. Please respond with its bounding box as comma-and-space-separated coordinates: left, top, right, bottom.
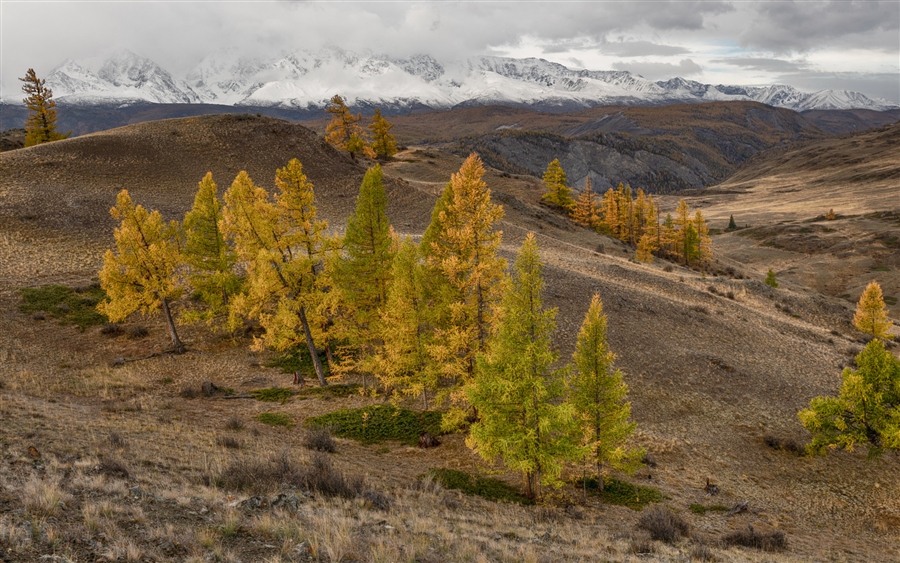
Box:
765, 269, 778, 288
540, 159, 575, 210
181, 172, 240, 324
799, 339, 900, 456
467, 233, 582, 500
570, 294, 643, 490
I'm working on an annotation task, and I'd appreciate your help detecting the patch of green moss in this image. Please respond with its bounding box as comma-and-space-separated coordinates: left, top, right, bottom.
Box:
306, 405, 443, 445
579, 476, 663, 510
256, 412, 293, 428
428, 468, 532, 505
250, 387, 294, 403
20, 284, 108, 329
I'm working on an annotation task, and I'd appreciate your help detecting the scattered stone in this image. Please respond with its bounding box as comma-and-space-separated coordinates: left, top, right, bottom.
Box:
728, 500, 750, 516
27, 446, 40, 459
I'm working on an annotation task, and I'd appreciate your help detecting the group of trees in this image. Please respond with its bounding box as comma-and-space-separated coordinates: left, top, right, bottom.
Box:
542, 161, 711, 266
324, 95, 397, 160
99, 153, 641, 499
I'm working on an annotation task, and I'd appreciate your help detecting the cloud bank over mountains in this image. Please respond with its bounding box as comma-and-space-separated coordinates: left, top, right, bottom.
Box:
1, 1, 897, 104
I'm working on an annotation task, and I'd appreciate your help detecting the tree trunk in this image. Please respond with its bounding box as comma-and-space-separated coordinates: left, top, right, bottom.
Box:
298, 305, 327, 386
524, 471, 534, 500
160, 297, 185, 353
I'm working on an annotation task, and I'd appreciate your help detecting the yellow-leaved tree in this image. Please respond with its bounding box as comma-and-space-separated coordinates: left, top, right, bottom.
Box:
572, 177, 601, 228
98, 190, 185, 352
325, 95, 373, 158
20, 68, 69, 147
368, 108, 398, 160
853, 281, 893, 339
222, 161, 331, 386
421, 154, 506, 408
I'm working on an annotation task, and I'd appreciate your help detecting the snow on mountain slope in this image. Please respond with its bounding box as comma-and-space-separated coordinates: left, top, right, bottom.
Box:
30, 49, 899, 112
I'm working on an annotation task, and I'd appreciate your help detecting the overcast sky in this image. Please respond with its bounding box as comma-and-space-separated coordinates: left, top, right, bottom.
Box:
1, 0, 898, 103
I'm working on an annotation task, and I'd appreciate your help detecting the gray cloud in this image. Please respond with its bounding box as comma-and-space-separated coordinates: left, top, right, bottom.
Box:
612, 59, 704, 79
740, 1, 900, 53
602, 40, 691, 57
712, 57, 811, 73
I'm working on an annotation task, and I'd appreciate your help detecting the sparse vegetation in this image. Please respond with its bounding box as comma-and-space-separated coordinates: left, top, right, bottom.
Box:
637, 506, 689, 543
256, 412, 293, 428
307, 405, 443, 445
723, 526, 787, 552
580, 476, 663, 510
689, 503, 729, 515
20, 284, 108, 329
428, 468, 532, 504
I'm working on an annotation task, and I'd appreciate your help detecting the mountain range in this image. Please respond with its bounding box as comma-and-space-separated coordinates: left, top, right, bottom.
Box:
13, 48, 899, 112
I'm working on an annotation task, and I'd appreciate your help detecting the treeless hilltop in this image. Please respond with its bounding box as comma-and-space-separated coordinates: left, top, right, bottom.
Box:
0, 114, 898, 562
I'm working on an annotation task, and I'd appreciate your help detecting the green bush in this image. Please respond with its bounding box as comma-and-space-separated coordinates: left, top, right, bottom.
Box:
250, 387, 294, 403
257, 412, 293, 428
579, 476, 663, 510
307, 405, 443, 445
20, 284, 108, 329
428, 468, 532, 504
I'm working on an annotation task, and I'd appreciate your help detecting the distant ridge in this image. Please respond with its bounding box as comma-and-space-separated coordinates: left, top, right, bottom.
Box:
4, 48, 896, 113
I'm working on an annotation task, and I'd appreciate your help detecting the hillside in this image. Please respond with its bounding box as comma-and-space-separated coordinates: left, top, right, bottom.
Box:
671, 123, 900, 320
1, 115, 899, 562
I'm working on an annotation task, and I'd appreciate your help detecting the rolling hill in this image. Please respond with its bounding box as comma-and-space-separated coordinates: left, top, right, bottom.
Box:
1, 115, 898, 562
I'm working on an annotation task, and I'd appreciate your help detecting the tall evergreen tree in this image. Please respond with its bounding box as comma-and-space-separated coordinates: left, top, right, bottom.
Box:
98, 190, 184, 351
368, 108, 398, 160
181, 172, 240, 324
570, 294, 642, 490
799, 339, 900, 456
422, 154, 506, 392
853, 281, 893, 339
333, 165, 395, 383
20, 68, 69, 147
541, 159, 575, 210
467, 233, 581, 500
374, 237, 436, 408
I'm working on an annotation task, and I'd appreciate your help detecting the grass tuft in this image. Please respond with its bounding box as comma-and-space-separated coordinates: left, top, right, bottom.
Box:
249, 387, 294, 403
257, 412, 293, 428
307, 405, 443, 445
20, 284, 108, 329
428, 468, 532, 505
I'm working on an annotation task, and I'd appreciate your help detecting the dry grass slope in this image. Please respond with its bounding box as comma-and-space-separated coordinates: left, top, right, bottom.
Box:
1, 115, 898, 562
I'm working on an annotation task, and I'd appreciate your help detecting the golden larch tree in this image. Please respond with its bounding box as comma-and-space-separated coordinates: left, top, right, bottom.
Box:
98, 190, 184, 351
853, 281, 893, 339
572, 177, 601, 228
368, 108, 398, 160
325, 94, 373, 158
541, 158, 575, 210
20, 68, 69, 147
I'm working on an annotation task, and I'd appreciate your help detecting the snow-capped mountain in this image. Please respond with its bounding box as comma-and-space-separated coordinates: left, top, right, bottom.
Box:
27, 49, 899, 112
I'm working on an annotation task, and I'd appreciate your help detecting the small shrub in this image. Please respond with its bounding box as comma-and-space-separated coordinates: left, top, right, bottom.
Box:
97, 457, 130, 479
690, 542, 717, 561
629, 537, 655, 555
663, 265, 674, 273
225, 416, 244, 431
765, 269, 778, 288
304, 427, 337, 453
127, 325, 149, 339
250, 387, 294, 403
302, 453, 365, 498
723, 526, 787, 552
299, 383, 361, 399
726, 291, 735, 300
638, 507, 689, 544
257, 412, 293, 428
763, 435, 803, 455
218, 436, 242, 449
265, 348, 330, 377
360, 488, 391, 511
108, 432, 127, 449
428, 468, 531, 504
20, 284, 108, 329
307, 405, 443, 445
180, 386, 198, 399
100, 323, 123, 336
